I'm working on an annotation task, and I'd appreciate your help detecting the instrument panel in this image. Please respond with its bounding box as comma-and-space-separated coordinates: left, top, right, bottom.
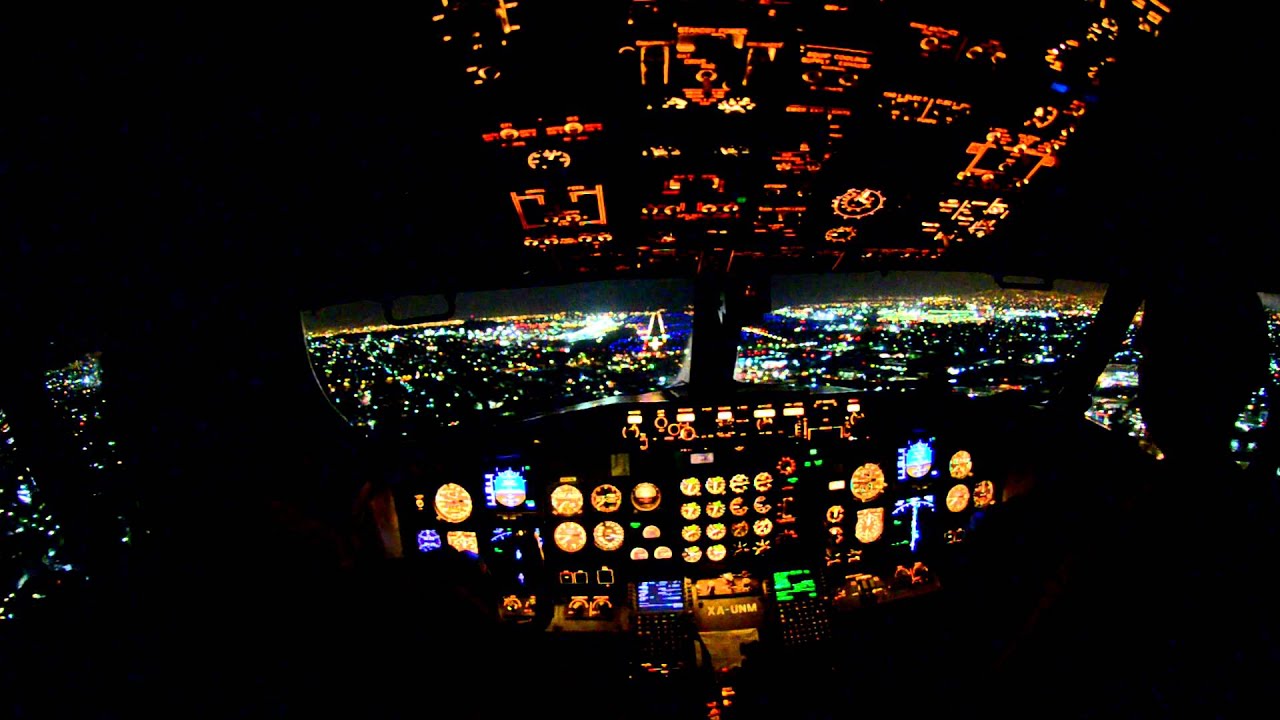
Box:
396, 388, 1005, 637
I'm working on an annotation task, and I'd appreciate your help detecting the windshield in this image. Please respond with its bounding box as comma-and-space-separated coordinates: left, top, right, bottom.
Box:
302, 278, 693, 433
734, 272, 1106, 399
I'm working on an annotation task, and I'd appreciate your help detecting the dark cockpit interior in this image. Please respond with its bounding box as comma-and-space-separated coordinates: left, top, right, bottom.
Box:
2, 3, 1278, 718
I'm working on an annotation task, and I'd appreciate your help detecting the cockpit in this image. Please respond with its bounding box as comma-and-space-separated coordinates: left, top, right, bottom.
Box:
2, 2, 1277, 718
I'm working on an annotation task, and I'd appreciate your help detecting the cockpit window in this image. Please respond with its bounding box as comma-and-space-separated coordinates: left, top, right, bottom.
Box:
303, 279, 693, 433
734, 272, 1107, 399
1088, 295, 1279, 466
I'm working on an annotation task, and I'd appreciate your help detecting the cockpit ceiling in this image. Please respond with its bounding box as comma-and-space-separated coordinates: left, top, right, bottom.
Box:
33, 2, 1249, 303
319, 0, 1260, 298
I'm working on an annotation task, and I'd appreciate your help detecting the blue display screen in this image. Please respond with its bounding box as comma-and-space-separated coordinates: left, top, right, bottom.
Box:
897, 438, 935, 481
636, 580, 685, 612
484, 467, 532, 509
416, 529, 442, 553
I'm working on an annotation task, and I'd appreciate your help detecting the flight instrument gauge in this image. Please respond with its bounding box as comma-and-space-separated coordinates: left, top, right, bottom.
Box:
949, 450, 973, 479
593, 521, 625, 551
851, 463, 887, 502
832, 187, 886, 219
554, 522, 588, 553
973, 480, 996, 508
591, 484, 622, 513
632, 482, 662, 511
945, 484, 971, 512
434, 483, 473, 523
550, 484, 584, 516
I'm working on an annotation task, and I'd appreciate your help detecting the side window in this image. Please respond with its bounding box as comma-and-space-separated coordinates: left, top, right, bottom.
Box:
1084, 303, 1155, 455
0, 409, 81, 622
1086, 296, 1278, 468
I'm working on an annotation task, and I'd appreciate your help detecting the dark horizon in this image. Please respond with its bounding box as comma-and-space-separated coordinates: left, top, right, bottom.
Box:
302, 272, 1112, 334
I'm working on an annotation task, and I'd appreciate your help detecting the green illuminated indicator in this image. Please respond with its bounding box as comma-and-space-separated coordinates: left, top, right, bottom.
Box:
629, 522, 642, 529
809, 448, 818, 456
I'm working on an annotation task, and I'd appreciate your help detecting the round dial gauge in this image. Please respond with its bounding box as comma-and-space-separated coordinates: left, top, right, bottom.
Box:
753, 518, 773, 537
731, 521, 750, 538
553, 522, 587, 553
704, 476, 727, 495
550, 485, 584, 516
680, 501, 702, 520
416, 529, 442, 553
590, 484, 622, 513
949, 450, 973, 479
680, 477, 702, 496
593, 521, 625, 551
826, 505, 845, 524
706, 522, 727, 541
729, 474, 750, 494
729, 497, 749, 516
681, 524, 702, 542
973, 480, 995, 508
706, 544, 727, 562
705, 500, 726, 518
527, 148, 571, 170
753, 472, 774, 492
946, 484, 971, 512
851, 463, 887, 502
434, 483, 473, 524
832, 187, 886, 219
682, 546, 703, 563
752, 496, 772, 515
631, 482, 662, 511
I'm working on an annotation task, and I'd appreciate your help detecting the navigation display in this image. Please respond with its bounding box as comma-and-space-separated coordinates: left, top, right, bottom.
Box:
771, 568, 818, 603
636, 579, 685, 613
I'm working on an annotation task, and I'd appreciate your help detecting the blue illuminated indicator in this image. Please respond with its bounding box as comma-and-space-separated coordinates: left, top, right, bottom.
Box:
485, 467, 531, 509
898, 439, 934, 481
16, 483, 32, 505
416, 529, 443, 553
892, 495, 936, 553
1051, 82, 1068, 94
491, 527, 514, 543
